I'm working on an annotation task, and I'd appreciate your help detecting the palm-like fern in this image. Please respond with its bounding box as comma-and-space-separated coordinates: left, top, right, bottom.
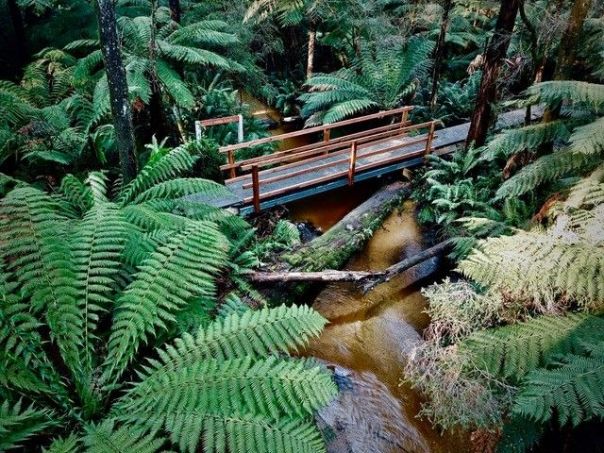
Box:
75, 7, 241, 119
458, 180, 604, 309
0, 149, 337, 451
486, 81, 604, 200
299, 37, 434, 125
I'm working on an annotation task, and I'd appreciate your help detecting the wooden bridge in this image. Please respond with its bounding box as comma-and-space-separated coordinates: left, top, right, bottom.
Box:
191, 106, 540, 215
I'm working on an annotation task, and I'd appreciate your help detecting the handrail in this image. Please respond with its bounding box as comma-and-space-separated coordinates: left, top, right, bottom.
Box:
219, 106, 413, 154
247, 118, 437, 212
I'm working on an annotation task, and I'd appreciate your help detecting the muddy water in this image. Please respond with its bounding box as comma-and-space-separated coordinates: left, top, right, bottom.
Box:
288, 191, 467, 453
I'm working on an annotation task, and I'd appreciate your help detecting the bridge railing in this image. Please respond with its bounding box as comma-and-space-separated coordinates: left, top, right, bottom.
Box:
218, 106, 414, 179
241, 118, 438, 212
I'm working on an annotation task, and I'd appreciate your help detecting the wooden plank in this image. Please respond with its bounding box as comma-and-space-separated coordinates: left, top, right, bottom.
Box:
243, 168, 351, 203
242, 154, 351, 189
198, 115, 241, 127
219, 106, 414, 153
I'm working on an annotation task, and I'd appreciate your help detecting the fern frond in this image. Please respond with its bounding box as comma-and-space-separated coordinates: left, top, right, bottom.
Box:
71, 204, 130, 380
0, 187, 82, 375
0, 399, 57, 451
513, 343, 604, 426
459, 228, 604, 307
140, 305, 327, 376
118, 147, 198, 205
570, 116, 604, 155
59, 174, 94, 214
526, 81, 604, 109
103, 221, 228, 384
461, 313, 604, 380
483, 120, 571, 160
120, 356, 336, 421
495, 148, 596, 199
42, 435, 81, 453
131, 178, 229, 204
83, 419, 165, 453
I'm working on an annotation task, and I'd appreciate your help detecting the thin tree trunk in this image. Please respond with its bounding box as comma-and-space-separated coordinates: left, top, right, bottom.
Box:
168, 0, 181, 23
306, 27, 316, 80
466, 0, 520, 148
543, 0, 592, 122
7, 0, 27, 67
430, 0, 453, 110
96, 0, 138, 182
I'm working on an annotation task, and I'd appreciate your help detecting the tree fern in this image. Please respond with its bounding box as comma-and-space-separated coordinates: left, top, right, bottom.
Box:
0, 172, 336, 451
117, 146, 198, 205
495, 148, 596, 199
299, 37, 434, 125
483, 120, 572, 160
459, 225, 604, 308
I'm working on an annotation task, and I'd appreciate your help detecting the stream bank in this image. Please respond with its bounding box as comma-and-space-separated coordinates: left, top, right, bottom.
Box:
286, 185, 468, 453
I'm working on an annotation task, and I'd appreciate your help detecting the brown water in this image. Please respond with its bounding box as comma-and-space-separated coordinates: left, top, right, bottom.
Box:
288, 192, 467, 453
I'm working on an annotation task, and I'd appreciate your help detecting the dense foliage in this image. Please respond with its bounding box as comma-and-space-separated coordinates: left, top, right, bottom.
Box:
1, 0, 604, 451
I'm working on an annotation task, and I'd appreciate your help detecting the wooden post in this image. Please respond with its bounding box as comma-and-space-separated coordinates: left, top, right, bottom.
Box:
252, 165, 261, 213
323, 128, 331, 143
425, 121, 436, 155
348, 141, 357, 186
228, 150, 236, 179
401, 109, 409, 127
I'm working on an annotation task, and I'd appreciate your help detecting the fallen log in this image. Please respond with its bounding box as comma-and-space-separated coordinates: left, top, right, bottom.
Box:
281, 181, 411, 272
248, 239, 453, 292
360, 238, 454, 292
246, 270, 375, 283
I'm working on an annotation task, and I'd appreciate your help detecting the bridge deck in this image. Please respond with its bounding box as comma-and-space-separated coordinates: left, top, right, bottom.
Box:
190, 107, 541, 214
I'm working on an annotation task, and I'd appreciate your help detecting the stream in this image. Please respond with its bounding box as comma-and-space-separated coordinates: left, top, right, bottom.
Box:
287, 185, 468, 453
240, 94, 466, 452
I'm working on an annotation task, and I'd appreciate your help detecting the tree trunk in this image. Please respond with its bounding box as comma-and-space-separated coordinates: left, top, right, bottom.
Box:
430, 0, 453, 110
306, 27, 316, 80
7, 0, 27, 67
543, 0, 592, 122
96, 0, 138, 182
466, 0, 520, 148
168, 0, 181, 23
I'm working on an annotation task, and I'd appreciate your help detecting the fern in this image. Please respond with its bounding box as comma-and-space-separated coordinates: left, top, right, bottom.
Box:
117, 146, 198, 205
459, 225, 604, 308
117, 357, 335, 446
299, 37, 434, 125
103, 221, 228, 383
140, 305, 327, 375
461, 313, 604, 380
513, 343, 604, 427
0, 172, 336, 452
483, 120, 572, 160
0, 400, 57, 451
83, 419, 166, 453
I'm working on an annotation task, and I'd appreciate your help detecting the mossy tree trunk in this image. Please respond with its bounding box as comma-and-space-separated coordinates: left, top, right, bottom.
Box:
282, 182, 411, 272
96, 0, 138, 183
466, 0, 520, 148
